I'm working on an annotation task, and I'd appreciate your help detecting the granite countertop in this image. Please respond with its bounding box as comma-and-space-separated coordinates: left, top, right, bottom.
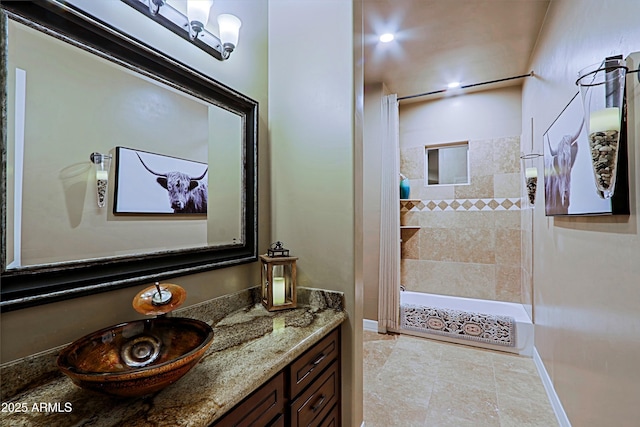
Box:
0, 287, 347, 427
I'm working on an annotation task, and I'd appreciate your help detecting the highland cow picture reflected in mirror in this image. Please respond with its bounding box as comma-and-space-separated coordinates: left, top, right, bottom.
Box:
114, 148, 209, 215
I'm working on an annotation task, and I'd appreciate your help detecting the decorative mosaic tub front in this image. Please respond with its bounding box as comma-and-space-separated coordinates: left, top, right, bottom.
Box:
400, 304, 516, 347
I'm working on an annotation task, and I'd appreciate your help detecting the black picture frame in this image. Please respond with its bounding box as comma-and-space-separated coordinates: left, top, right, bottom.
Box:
114, 147, 209, 215
0, 1, 258, 311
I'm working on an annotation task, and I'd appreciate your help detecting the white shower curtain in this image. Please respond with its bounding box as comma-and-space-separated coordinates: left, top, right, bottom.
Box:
377, 94, 400, 333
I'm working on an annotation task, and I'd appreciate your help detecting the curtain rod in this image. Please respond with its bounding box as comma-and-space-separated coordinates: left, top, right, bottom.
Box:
398, 71, 535, 102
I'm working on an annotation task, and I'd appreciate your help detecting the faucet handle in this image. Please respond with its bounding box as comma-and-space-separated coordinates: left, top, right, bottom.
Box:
152, 282, 173, 305
133, 282, 187, 316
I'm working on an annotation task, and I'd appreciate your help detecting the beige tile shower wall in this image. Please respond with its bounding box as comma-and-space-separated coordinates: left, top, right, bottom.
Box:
400, 136, 523, 303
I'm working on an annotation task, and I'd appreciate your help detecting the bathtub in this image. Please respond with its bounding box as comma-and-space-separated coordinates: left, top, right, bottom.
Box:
399, 291, 533, 356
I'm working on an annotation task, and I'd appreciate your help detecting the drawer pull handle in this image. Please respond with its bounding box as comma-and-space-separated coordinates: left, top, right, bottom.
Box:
311, 353, 327, 366
311, 394, 326, 412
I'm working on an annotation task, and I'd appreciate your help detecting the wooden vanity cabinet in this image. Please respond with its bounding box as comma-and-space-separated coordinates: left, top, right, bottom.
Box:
289, 328, 341, 427
212, 372, 286, 427
316, 403, 340, 427
289, 329, 340, 398
289, 360, 339, 427
211, 327, 341, 427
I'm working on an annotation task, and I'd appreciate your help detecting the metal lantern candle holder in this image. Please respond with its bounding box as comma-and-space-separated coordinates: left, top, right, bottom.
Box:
260, 242, 297, 312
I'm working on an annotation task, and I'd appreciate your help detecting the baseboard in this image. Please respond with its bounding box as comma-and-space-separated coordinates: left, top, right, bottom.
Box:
363, 319, 378, 332
533, 348, 571, 427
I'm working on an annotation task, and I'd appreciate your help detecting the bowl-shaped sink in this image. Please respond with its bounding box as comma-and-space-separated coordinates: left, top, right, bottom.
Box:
57, 317, 214, 397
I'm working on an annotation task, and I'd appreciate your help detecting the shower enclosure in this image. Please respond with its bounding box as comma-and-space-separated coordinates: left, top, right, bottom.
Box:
396, 133, 533, 353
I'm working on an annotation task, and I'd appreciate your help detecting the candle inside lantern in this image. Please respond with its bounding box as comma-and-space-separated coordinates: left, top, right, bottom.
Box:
589, 107, 620, 133
96, 170, 108, 180
272, 277, 286, 305
525, 167, 537, 179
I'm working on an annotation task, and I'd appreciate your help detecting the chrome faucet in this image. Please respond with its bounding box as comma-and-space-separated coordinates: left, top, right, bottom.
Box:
152, 282, 173, 305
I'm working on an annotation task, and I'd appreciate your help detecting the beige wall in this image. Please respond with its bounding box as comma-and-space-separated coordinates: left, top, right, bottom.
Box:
7, 21, 213, 266
523, 0, 640, 425
1, 0, 269, 363
400, 86, 523, 147
268, 1, 362, 426
353, 3, 365, 424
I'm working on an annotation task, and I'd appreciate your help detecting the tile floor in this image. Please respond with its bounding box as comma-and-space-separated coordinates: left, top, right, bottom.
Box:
363, 331, 558, 427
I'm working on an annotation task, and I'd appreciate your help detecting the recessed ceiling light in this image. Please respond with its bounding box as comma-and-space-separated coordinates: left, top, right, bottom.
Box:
447, 82, 461, 89
379, 33, 394, 43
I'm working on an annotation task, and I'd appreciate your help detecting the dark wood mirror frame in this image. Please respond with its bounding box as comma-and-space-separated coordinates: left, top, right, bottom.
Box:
0, 1, 258, 312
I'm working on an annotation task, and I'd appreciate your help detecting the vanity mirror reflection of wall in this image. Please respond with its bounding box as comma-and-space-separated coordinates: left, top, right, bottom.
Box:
0, 1, 257, 311
5, 17, 241, 268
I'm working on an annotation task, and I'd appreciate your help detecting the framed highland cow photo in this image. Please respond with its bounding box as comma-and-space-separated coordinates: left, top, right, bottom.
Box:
114, 147, 208, 215
543, 93, 629, 216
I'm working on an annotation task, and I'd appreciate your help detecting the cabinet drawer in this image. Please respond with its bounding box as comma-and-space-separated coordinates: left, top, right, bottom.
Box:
290, 361, 339, 427
289, 328, 340, 398
212, 371, 285, 427
318, 403, 340, 427
270, 414, 285, 427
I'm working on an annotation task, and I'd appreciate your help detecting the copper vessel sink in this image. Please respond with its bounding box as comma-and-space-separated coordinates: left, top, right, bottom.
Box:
57, 317, 214, 397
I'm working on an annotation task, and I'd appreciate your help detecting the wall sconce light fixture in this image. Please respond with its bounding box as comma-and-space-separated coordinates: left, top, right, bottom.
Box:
520, 153, 542, 207
576, 56, 628, 199
122, 0, 242, 61
90, 152, 112, 208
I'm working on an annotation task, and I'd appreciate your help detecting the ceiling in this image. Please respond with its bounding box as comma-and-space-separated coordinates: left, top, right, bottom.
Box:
363, 0, 551, 102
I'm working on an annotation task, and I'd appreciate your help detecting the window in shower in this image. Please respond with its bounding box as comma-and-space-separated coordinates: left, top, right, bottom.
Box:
425, 142, 470, 186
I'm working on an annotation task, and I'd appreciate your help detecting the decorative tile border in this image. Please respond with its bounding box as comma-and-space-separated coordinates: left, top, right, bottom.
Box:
401, 198, 522, 212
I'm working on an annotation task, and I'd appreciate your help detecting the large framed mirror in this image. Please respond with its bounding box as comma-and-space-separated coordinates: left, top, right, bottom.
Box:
0, 1, 258, 311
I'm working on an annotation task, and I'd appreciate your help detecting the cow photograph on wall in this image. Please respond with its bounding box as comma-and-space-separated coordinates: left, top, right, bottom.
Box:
113, 147, 208, 214
543, 93, 624, 216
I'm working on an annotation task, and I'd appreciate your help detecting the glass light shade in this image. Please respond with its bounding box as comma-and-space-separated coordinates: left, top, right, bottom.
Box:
576, 58, 627, 199
186, 0, 213, 27
90, 153, 112, 208
520, 153, 542, 208
217, 14, 241, 47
